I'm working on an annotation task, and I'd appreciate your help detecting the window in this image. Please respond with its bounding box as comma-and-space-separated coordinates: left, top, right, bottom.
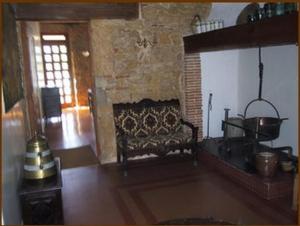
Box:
40, 34, 74, 106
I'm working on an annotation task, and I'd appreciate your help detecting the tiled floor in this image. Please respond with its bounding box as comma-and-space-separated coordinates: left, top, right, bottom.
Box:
61, 158, 297, 225
45, 107, 297, 225
45, 106, 97, 152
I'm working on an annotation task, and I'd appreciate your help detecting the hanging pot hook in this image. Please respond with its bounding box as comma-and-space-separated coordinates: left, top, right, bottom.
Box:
258, 46, 264, 100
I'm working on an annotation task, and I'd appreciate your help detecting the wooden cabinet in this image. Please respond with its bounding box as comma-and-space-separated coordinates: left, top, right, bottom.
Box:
19, 158, 63, 225
41, 87, 62, 120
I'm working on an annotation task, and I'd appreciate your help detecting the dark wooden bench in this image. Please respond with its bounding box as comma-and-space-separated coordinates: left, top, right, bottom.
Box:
113, 98, 198, 175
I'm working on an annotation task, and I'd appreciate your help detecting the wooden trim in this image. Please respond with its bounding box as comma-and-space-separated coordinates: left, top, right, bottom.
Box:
110, 187, 136, 224
87, 21, 101, 158
20, 21, 39, 136
13, 3, 139, 21
113, 98, 180, 110
184, 12, 298, 54
65, 32, 76, 108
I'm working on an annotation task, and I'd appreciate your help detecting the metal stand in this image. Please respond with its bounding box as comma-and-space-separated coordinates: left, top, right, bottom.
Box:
218, 108, 232, 156
204, 93, 213, 139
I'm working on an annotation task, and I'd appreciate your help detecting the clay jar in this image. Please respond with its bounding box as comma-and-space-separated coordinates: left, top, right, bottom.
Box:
255, 152, 279, 178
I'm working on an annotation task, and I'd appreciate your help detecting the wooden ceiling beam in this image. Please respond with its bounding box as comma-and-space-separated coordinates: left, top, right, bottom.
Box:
12, 3, 139, 21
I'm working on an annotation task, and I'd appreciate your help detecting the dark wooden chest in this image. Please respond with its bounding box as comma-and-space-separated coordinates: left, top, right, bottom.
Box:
19, 158, 63, 225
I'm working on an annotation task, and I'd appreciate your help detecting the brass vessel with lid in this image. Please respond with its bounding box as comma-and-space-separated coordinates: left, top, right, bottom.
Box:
24, 133, 57, 179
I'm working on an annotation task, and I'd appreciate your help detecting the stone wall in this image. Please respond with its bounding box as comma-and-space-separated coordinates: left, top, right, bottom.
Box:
90, 3, 211, 163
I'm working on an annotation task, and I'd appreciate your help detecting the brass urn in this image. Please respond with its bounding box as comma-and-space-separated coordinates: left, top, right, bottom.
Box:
24, 133, 56, 179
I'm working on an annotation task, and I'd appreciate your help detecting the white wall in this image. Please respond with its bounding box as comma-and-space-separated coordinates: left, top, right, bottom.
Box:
205, 3, 248, 27
238, 45, 298, 154
2, 98, 26, 224
201, 50, 240, 137
201, 3, 298, 155
201, 3, 247, 138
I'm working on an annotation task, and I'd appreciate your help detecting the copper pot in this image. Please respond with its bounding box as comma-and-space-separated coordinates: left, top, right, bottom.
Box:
255, 152, 278, 178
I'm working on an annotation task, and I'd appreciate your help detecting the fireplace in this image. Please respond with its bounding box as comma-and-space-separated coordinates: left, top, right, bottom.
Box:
200, 138, 296, 200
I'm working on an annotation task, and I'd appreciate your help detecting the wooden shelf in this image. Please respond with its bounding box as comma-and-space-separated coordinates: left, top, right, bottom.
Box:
183, 12, 298, 54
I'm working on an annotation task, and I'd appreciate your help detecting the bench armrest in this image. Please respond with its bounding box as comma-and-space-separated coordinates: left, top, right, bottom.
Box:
116, 125, 125, 137
180, 119, 198, 141
115, 125, 128, 149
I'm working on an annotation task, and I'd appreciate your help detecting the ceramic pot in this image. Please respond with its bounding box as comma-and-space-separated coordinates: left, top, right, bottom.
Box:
255, 152, 278, 178
264, 3, 276, 18
280, 160, 294, 172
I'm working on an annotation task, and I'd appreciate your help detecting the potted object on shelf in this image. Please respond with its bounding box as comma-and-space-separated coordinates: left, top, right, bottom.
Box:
255, 151, 279, 178
275, 3, 285, 16
264, 3, 276, 18
280, 160, 294, 172
236, 3, 259, 24
284, 2, 298, 14
191, 15, 201, 34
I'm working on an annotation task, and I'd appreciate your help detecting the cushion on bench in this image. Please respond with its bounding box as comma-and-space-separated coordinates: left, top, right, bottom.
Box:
117, 131, 192, 150
114, 100, 181, 137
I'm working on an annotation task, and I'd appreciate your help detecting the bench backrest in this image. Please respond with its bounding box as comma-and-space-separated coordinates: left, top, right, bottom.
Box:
113, 99, 182, 137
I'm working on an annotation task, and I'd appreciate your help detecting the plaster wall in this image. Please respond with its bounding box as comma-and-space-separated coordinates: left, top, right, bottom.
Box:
201, 3, 247, 138
2, 6, 32, 224
90, 3, 211, 163
205, 3, 249, 27
201, 3, 298, 155
238, 46, 298, 155
201, 50, 240, 138
2, 98, 27, 225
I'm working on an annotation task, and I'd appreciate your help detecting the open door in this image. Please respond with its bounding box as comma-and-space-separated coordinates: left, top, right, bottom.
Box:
40, 34, 75, 108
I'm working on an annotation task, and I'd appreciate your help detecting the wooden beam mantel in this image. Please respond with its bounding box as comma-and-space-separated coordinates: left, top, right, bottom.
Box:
184, 12, 298, 54
12, 3, 139, 21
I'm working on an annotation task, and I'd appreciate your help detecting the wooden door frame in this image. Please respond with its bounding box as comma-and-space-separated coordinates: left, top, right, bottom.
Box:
40, 32, 76, 108
20, 21, 42, 136
87, 22, 101, 158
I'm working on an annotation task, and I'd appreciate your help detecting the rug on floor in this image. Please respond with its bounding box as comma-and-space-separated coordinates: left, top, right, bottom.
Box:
51, 145, 99, 169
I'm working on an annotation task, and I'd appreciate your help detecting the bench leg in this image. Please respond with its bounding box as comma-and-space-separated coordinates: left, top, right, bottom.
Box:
122, 151, 128, 176
117, 148, 121, 163
192, 145, 198, 166
180, 148, 184, 155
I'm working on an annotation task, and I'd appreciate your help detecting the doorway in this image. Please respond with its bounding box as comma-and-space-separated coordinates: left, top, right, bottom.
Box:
21, 21, 97, 155
40, 34, 75, 108
39, 22, 96, 152
39, 22, 92, 109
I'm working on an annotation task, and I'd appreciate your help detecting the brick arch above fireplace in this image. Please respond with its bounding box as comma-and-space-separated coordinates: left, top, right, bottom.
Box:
183, 54, 203, 141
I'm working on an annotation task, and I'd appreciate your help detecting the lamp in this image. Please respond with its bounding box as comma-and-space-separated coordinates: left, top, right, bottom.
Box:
81, 50, 90, 57
136, 33, 157, 48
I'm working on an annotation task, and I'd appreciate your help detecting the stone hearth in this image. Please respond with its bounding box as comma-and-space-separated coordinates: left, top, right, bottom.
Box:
200, 138, 294, 200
